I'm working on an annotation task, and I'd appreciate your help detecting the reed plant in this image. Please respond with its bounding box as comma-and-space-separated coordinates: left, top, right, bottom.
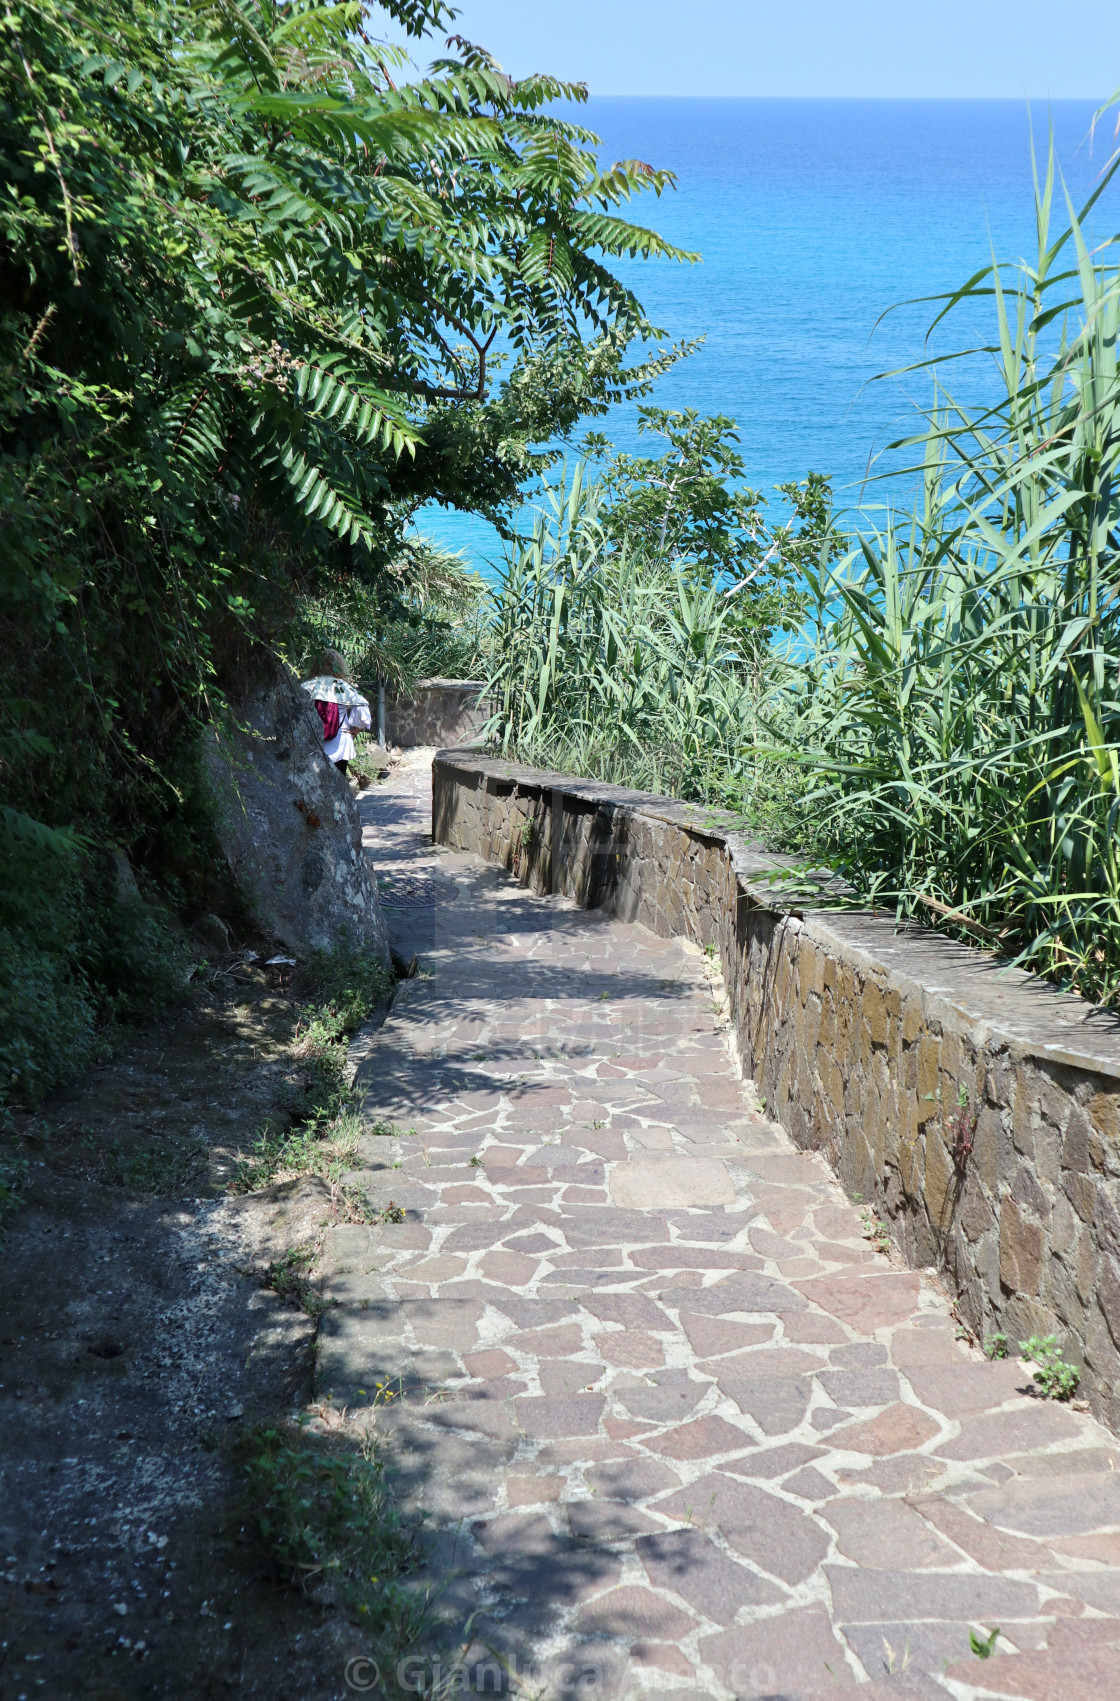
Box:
486, 465, 783, 811
777, 142, 1120, 999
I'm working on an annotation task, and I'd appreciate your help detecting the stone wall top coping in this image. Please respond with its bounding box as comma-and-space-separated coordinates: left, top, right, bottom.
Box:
434, 748, 1120, 1084
395, 679, 486, 693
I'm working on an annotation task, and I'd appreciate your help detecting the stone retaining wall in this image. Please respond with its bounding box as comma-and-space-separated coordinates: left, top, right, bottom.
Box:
385, 679, 489, 749
433, 750, 1120, 1431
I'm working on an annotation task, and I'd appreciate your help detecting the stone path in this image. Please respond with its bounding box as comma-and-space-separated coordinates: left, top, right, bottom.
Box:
326, 751, 1120, 1700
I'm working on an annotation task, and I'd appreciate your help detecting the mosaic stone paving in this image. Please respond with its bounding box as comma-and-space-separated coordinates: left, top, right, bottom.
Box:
336, 752, 1120, 1699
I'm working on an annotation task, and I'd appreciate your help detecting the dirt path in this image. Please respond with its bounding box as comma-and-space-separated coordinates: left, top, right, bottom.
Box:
325, 751, 1120, 1699
0, 968, 359, 1699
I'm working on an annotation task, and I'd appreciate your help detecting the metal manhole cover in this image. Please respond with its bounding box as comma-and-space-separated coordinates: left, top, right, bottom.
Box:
377, 875, 449, 909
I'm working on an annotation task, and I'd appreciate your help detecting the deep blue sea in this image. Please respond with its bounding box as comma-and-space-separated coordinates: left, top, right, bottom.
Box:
416, 98, 1114, 574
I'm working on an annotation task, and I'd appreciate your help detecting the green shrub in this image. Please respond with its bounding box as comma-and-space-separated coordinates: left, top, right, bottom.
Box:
484, 436, 826, 837
292, 545, 493, 700
233, 944, 393, 1193
296, 943, 394, 1046
0, 929, 99, 1112
79, 896, 191, 1025
0, 832, 189, 1122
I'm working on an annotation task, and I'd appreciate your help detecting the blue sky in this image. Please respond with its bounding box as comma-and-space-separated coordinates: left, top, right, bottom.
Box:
410, 2, 1120, 99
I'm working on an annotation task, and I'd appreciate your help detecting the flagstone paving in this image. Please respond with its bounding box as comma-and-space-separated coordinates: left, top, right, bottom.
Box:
330, 751, 1120, 1700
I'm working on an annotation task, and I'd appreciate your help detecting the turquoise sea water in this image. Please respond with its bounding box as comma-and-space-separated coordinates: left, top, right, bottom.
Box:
416, 97, 1113, 574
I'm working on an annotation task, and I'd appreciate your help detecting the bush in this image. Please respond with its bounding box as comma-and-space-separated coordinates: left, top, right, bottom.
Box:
292, 545, 493, 700
0, 839, 189, 1120
232, 943, 393, 1194
79, 895, 191, 1026
296, 943, 395, 1047
1020, 1334, 1081, 1401
485, 461, 818, 832
0, 929, 98, 1113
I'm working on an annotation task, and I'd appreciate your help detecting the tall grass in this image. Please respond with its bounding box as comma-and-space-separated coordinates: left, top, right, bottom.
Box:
779, 142, 1120, 998
486, 141, 1120, 1000
486, 466, 796, 820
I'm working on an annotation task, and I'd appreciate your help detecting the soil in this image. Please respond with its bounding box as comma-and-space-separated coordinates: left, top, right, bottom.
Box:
0, 962, 370, 1701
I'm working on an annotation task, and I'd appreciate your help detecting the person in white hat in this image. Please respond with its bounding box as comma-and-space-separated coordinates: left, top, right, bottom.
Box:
308, 649, 371, 776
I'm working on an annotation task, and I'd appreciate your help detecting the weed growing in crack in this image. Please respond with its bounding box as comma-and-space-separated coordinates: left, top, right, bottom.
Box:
232, 945, 393, 1195
264, 1247, 334, 1318
860, 1209, 892, 1257
234, 1110, 366, 1192
948, 1085, 978, 1169
881, 1635, 911, 1676
970, 1626, 1000, 1660
328, 1189, 406, 1225
984, 1333, 1009, 1360
1019, 1334, 1080, 1400
296, 945, 394, 1039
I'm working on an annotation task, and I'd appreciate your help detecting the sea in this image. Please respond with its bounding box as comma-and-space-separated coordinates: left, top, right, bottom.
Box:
414, 98, 1115, 575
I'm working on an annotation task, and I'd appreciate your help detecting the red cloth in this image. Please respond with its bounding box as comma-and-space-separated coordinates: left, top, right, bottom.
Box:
314, 699, 341, 741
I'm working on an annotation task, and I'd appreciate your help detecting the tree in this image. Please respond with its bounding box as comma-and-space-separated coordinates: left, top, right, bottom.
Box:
583, 408, 821, 643
0, 0, 693, 1108
0, 0, 692, 838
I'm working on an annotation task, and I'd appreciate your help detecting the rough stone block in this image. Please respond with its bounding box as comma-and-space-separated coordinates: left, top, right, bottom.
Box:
1095, 1186, 1120, 1260
1012, 1161, 1051, 1222
923, 1124, 955, 1231
899, 1106, 922, 1200
1066, 1166, 1099, 1224
864, 981, 889, 1047
1097, 1255, 1120, 1351
1012, 1076, 1038, 1157
916, 1035, 941, 1123
1000, 1194, 1045, 1296
958, 1179, 995, 1244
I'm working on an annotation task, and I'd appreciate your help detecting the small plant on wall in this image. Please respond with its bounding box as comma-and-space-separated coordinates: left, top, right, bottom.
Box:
512, 815, 535, 876
1020, 1334, 1080, 1401
948, 1084, 979, 1169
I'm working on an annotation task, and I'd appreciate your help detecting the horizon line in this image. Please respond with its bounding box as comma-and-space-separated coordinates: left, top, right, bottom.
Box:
576, 92, 1108, 102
